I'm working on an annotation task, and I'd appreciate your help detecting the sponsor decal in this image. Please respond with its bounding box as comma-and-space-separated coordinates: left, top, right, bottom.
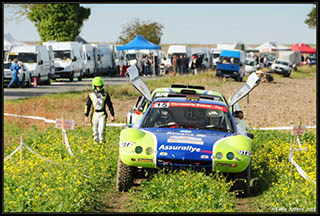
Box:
159, 145, 201, 153
120, 142, 134, 148
167, 136, 204, 145
238, 150, 251, 157
200, 150, 212, 154
196, 134, 207, 138
138, 158, 153, 162
201, 155, 209, 159
167, 131, 195, 136
152, 102, 227, 112
159, 152, 168, 156
180, 130, 192, 133
216, 163, 233, 167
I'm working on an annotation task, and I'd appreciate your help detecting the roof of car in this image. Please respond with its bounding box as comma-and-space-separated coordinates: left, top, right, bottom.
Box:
151, 87, 224, 98
153, 96, 227, 107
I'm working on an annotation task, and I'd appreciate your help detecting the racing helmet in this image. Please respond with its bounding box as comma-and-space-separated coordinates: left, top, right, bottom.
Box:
92, 77, 104, 91
206, 109, 223, 126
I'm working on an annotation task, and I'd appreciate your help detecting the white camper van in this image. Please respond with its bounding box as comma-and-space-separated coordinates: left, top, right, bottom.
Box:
82, 44, 96, 77
94, 44, 115, 76
43, 41, 83, 82
7, 45, 51, 85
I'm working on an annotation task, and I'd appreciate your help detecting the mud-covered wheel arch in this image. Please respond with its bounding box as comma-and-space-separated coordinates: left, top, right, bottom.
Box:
116, 158, 136, 192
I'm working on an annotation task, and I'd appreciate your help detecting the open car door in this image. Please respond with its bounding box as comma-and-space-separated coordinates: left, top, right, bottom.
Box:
229, 72, 261, 108
127, 65, 152, 102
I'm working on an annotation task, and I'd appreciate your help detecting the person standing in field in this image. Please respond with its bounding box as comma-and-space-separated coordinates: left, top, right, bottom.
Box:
172, 55, 178, 75
85, 77, 115, 144
8, 58, 22, 88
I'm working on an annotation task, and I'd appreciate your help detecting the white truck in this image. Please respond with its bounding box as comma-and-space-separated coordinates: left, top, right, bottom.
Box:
190, 47, 212, 70
278, 51, 301, 66
167, 45, 192, 68
7, 45, 52, 85
210, 49, 221, 69
82, 44, 96, 77
43, 41, 84, 82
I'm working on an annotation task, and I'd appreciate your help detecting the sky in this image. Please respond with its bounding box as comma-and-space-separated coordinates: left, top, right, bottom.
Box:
4, 3, 317, 45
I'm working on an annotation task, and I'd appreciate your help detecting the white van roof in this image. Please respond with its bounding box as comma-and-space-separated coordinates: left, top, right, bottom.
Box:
10, 45, 37, 53
43, 41, 80, 50
167, 45, 188, 54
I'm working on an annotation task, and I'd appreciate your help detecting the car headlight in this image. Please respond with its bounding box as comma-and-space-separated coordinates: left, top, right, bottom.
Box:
226, 152, 234, 160
135, 146, 143, 154
216, 152, 223, 159
146, 147, 153, 155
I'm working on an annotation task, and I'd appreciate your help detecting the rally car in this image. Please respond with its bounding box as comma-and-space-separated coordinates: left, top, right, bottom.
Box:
116, 66, 261, 196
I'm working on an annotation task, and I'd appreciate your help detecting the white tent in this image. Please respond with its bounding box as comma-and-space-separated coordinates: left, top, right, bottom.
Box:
4, 33, 26, 51
255, 41, 291, 53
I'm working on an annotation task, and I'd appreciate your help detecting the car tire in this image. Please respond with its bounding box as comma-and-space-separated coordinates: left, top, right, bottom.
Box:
21, 74, 26, 88
69, 71, 74, 82
116, 158, 136, 192
78, 70, 82, 81
216, 70, 221, 77
232, 160, 251, 197
27, 75, 32, 87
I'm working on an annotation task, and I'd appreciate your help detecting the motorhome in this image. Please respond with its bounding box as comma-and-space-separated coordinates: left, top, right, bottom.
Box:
43, 41, 83, 82
82, 44, 96, 77
7, 45, 52, 85
94, 44, 115, 76
216, 49, 246, 82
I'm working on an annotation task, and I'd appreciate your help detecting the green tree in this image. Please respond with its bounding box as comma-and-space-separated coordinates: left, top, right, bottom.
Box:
305, 6, 316, 29
119, 18, 164, 45
5, 3, 90, 43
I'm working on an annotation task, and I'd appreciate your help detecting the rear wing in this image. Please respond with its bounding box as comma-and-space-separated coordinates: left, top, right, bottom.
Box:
229, 72, 261, 108
127, 65, 152, 102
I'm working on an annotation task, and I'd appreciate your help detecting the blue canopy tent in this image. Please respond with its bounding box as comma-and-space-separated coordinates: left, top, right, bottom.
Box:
116, 35, 161, 50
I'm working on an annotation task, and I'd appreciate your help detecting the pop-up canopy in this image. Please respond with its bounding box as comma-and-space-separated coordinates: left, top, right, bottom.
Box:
116, 35, 161, 50
291, 43, 316, 54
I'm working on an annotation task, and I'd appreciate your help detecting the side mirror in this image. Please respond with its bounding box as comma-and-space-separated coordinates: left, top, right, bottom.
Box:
205, 58, 208, 61
72, 57, 77, 61
120, 56, 124, 60
246, 132, 254, 139
38, 60, 43, 65
163, 57, 167, 60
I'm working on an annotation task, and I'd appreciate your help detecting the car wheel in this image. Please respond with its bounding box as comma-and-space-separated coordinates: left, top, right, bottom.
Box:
27, 75, 32, 87
78, 70, 82, 81
216, 71, 221, 77
69, 71, 74, 82
232, 160, 251, 197
116, 158, 136, 192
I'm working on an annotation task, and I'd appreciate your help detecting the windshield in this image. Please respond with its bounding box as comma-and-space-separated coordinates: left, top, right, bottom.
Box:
213, 53, 220, 58
8, 53, 37, 63
53, 50, 71, 60
126, 53, 137, 60
246, 60, 255, 66
3, 62, 11, 69
141, 101, 234, 132
219, 56, 240, 65
275, 60, 288, 66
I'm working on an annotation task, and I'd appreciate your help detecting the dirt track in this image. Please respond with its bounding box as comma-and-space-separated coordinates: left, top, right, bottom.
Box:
115, 75, 316, 129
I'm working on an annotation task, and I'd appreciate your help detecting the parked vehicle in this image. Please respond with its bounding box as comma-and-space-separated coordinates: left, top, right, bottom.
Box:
3, 61, 32, 87
167, 45, 192, 67
270, 59, 292, 77
210, 49, 221, 69
245, 57, 257, 75
7, 45, 52, 85
46, 45, 55, 79
279, 51, 301, 66
82, 44, 96, 77
190, 48, 212, 70
43, 41, 84, 82
94, 44, 116, 76
216, 50, 246, 82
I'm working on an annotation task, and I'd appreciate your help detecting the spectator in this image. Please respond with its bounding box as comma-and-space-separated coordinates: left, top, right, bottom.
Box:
196, 54, 202, 71
142, 55, 149, 77
190, 55, 198, 75
182, 54, 189, 74
177, 55, 183, 75
8, 59, 22, 88
147, 54, 153, 76
263, 56, 267, 67
172, 55, 178, 75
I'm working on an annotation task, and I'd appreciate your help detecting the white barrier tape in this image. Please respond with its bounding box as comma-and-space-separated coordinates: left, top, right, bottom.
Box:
23, 143, 57, 164
252, 125, 316, 131
289, 146, 315, 184
106, 123, 126, 127
295, 137, 307, 151
62, 128, 74, 156
4, 142, 24, 162
4, 113, 56, 124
